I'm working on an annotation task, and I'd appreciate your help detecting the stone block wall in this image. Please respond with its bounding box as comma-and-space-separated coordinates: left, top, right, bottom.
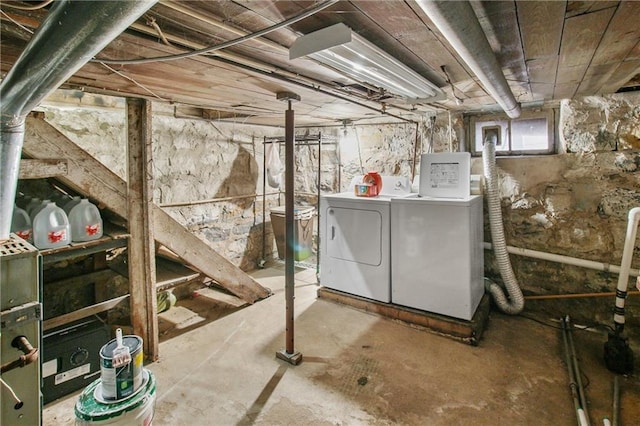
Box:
36, 91, 639, 314
470, 92, 639, 331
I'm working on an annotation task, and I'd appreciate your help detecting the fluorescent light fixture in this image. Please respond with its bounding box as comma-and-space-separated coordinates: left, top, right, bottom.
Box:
290, 23, 444, 102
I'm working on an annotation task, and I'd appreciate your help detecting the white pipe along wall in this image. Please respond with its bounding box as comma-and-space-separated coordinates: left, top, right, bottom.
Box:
613, 207, 640, 332
482, 243, 640, 278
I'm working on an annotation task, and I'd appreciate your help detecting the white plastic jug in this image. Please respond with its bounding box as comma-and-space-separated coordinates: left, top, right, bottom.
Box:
25, 197, 41, 216
30, 199, 51, 222
63, 196, 81, 215
33, 202, 71, 249
11, 205, 32, 242
69, 199, 103, 242
17, 194, 31, 210
51, 192, 71, 207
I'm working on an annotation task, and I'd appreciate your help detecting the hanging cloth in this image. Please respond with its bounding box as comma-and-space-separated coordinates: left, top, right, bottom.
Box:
266, 142, 284, 189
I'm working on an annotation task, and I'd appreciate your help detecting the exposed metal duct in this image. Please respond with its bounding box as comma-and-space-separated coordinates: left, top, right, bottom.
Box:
416, 0, 521, 119
0, 0, 156, 240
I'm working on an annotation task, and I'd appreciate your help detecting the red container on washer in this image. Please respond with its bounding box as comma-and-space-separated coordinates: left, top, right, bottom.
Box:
364, 171, 382, 193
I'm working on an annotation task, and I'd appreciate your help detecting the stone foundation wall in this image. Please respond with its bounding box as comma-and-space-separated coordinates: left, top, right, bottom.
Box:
37, 92, 639, 298
472, 93, 640, 294
37, 100, 420, 270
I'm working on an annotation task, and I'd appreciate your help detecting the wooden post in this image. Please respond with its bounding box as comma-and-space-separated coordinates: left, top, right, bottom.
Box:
126, 98, 159, 361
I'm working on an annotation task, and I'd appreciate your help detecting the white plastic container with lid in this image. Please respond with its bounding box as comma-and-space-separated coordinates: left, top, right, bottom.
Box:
63, 196, 82, 215
11, 205, 32, 242
69, 199, 103, 242
33, 202, 71, 249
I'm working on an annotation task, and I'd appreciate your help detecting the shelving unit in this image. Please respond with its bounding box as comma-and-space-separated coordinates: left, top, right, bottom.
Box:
262, 133, 340, 273
23, 110, 272, 367
40, 227, 129, 332
41, 228, 209, 332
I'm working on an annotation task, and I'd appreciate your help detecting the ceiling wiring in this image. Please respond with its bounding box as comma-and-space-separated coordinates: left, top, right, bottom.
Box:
99, 63, 167, 101
93, 0, 338, 65
441, 65, 465, 106
0, 9, 34, 34
145, 15, 172, 46
0, 0, 53, 11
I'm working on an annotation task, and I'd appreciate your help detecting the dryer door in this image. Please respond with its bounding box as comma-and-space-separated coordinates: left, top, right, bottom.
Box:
326, 207, 382, 266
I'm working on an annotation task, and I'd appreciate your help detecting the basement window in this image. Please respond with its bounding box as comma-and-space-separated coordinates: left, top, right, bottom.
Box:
469, 110, 555, 155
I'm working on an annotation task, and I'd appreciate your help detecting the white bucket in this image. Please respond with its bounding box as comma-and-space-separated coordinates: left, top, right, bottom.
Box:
32, 202, 71, 249
11, 204, 32, 242
75, 369, 156, 426
69, 199, 103, 242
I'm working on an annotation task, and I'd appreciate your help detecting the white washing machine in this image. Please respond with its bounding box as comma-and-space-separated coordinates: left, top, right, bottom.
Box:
390, 194, 484, 320
319, 176, 410, 302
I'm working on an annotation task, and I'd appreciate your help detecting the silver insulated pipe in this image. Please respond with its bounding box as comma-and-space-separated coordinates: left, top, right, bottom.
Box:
416, 0, 521, 119
0, 0, 156, 240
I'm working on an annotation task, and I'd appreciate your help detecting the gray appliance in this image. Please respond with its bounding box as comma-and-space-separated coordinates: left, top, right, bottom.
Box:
1, 235, 42, 425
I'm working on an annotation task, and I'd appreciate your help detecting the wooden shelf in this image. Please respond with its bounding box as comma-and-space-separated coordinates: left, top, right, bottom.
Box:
43, 295, 128, 331
41, 232, 206, 331
110, 256, 207, 292
40, 224, 129, 330
40, 226, 129, 265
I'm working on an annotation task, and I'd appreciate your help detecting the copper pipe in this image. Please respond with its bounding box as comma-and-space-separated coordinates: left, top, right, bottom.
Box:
0, 336, 39, 374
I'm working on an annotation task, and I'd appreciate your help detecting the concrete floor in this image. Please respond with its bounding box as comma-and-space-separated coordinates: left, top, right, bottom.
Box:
44, 264, 640, 425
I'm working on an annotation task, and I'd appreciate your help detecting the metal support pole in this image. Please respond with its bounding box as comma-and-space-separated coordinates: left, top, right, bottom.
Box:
261, 136, 267, 267
276, 92, 302, 365
285, 102, 295, 353
316, 133, 322, 278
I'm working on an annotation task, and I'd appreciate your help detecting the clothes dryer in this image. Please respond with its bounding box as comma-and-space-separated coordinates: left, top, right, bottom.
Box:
319, 176, 410, 302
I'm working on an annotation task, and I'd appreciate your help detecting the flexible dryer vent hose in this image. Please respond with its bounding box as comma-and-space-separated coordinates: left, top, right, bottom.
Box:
482, 140, 524, 314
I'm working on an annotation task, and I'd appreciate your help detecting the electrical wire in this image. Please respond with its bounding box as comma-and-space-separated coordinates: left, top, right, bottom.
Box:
447, 110, 453, 152
93, 0, 339, 65
440, 65, 464, 105
424, 115, 436, 154
146, 15, 172, 46
0, 9, 34, 34
352, 124, 365, 174
98, 63, 167, 100
0, 0, 53, 11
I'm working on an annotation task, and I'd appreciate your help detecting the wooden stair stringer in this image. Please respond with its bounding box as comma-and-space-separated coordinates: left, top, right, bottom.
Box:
23, 113, 270, 304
